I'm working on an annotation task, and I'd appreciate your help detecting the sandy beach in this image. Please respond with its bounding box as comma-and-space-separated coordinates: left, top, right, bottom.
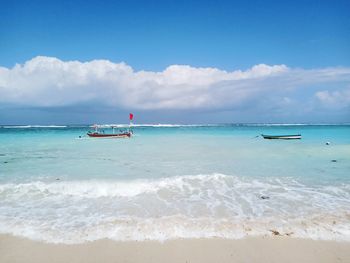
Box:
1, 234, 349, 263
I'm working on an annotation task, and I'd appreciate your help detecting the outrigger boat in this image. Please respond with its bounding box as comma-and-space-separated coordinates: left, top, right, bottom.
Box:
87, 113, 134, 138
87, 129, 132, 138
261, 134, 301, 140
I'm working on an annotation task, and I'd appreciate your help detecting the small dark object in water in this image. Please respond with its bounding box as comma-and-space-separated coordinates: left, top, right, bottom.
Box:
56, 178, 60, 181
270, 230, 281, 236
326, 142, 330, 145
331, 160, 337, 162
3, 161, 8, 164
79, 136, 82, 138
260, 196, 270, 200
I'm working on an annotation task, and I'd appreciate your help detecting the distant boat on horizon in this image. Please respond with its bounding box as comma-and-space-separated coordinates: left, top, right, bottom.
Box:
261, 134, 301, 140
87, 130, 132, 138
87, 113, 134, 138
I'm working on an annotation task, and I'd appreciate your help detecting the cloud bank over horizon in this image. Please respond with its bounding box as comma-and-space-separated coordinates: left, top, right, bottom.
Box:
0, 56, 350, 123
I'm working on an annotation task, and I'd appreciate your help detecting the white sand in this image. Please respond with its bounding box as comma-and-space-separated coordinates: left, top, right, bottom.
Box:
1, 234, 349, 263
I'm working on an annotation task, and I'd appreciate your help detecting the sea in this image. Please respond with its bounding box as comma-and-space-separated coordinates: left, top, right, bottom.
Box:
0, 124, 349, 243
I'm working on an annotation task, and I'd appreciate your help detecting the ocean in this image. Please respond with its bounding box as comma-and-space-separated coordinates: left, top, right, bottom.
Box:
0, 124, 349, 243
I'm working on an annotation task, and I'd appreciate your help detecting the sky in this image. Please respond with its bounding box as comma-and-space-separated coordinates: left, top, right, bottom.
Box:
0, 0, 349, 124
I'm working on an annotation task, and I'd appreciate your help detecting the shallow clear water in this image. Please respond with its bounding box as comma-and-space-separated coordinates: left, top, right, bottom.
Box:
0, 124, 349, 243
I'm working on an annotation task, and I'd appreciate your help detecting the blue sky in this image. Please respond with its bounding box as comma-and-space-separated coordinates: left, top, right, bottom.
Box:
0, 0, 350, 124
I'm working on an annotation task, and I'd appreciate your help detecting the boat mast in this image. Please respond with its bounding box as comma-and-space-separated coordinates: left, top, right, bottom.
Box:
129, 113, 134, 134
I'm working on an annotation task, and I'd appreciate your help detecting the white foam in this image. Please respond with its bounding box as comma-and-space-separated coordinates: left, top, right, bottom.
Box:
92, 123, 350, 128
2, 123, 349, 129
91, 124, 218, 128
0, 174, 349, 243
2, 125, 67, 128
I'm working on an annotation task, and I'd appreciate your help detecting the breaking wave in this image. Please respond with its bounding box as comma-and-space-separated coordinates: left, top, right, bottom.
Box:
2, 125, 67, 128
0, 174, 349, 243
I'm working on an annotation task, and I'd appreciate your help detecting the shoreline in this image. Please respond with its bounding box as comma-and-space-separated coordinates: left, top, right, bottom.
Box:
1, 234, 349, 263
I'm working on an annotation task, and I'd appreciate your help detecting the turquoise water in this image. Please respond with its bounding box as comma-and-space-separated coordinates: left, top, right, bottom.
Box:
0, 124, 349, 243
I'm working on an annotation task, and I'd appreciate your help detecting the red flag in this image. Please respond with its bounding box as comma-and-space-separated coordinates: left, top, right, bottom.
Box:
129, 113, 134, 121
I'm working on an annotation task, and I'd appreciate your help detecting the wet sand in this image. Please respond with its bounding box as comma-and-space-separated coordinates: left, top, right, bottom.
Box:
1, 234, 349, 263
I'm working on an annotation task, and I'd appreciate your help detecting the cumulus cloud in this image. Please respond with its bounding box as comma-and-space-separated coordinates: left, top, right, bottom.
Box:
0, 56, 350, 113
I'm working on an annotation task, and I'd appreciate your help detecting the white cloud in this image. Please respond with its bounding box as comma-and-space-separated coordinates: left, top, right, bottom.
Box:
315, 89, 350, 108
0, 56, 350, 112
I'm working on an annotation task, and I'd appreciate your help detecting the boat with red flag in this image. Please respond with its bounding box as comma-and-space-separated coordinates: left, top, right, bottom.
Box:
87, 113, 134, 138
